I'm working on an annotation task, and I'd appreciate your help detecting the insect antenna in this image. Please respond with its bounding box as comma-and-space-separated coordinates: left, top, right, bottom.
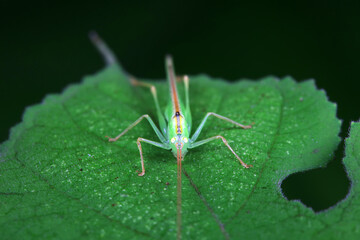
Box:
177, 145, 182, 240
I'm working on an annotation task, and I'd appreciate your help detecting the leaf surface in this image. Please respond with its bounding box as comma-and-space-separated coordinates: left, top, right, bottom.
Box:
0, 64, 358, 239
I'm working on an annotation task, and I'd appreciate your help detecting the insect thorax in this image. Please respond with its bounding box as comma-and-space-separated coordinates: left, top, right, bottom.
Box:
169, 114, 190, 158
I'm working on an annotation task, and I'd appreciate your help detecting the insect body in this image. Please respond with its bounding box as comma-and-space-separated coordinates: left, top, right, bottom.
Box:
90, 32, 252, 240
107, 56, 252, 174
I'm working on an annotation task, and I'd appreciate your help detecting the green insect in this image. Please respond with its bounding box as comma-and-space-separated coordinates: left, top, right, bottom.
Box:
90, 32, 253, 240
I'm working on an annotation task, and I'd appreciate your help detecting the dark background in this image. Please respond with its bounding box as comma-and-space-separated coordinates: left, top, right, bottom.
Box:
1, 1, 359, 211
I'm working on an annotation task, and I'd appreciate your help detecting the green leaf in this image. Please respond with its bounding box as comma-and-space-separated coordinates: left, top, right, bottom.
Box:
0, 63, 357, 239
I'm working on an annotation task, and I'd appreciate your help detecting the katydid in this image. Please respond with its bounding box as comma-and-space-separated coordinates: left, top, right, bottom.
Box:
90, 32, 253, 240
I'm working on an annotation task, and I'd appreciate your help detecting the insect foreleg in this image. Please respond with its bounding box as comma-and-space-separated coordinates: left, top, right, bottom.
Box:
189, 135, 252, 168
190, 112, 252, 143
107, 114, 167, 143
136, 138, 171, 176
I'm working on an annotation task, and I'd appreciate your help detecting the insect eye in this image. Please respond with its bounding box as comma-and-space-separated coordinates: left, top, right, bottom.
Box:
171, 137, 176, 143
183, 137, 188, 143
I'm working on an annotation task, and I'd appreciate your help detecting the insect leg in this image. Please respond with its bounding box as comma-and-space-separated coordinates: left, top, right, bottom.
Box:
136, 137, 171, 176
175, 75, 190, 109
130, 77, 167, 134
183, 76, 192, 127
190, 112, 252, 143
89, 31, 117, 65
107, 114, 167, 143
189, 135, 252, 168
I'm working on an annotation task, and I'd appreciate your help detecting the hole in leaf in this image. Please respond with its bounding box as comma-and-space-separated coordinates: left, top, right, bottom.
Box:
281, 137, 351, 212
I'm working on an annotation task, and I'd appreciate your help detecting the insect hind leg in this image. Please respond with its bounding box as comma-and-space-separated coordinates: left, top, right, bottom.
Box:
130, 77, 161, 112
129, 76, 167, 134
89, 31, 117, 65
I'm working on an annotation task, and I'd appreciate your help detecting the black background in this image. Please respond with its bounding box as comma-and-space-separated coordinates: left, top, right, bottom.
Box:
1, 1, 359, 212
